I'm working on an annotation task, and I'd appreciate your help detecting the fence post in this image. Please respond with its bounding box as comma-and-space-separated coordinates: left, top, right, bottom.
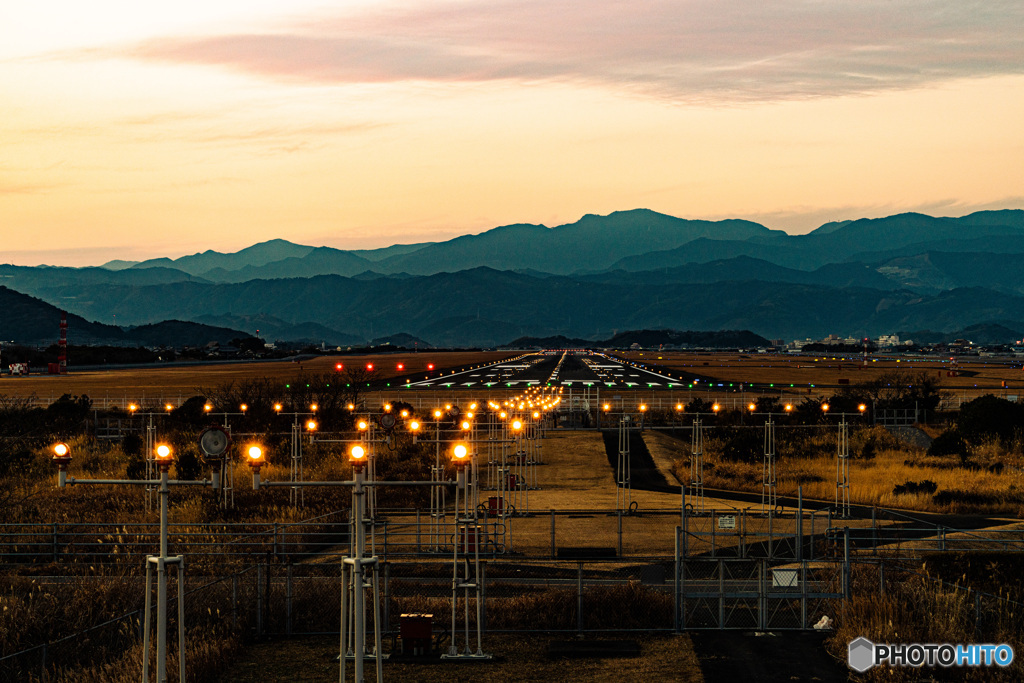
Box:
843, 527, 851, 599
800, 561, 807, 629
550, 510, 556, 558
577, 562, 583, 634
480, 562, 487, 634
617, 511, 623, 557
286, 562, 293, 636
232, 575, 239, 630
871, 507, 877, 555
52, 523, 58, 563
383, 562, 391, 634
415, 509, 421, 554
879, 561, 884, 596
796, 487, 803, 562
256, 564, 263, 636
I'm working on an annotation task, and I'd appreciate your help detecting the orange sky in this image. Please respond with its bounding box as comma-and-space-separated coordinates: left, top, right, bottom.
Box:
3, 1, 1023, 266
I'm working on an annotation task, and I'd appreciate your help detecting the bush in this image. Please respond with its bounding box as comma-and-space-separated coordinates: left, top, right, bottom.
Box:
927, 429, 969, 459
892, 480, 938, 496
957, 394, 1024, 445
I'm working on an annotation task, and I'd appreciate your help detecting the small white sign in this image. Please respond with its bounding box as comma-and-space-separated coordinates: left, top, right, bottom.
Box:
773, 569, 799, 588
717, 515, 736, 530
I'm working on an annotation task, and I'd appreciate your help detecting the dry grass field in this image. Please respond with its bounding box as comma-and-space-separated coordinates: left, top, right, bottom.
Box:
0, 352, 515, 405
616, 350, 1024, 400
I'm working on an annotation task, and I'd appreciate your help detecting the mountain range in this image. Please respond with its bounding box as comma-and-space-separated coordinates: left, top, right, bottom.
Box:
4, 208, 1024, 347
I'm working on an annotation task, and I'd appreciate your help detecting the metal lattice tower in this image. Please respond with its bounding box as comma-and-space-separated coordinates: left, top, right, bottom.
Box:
762, 417, 777, 513
836, 416, 851, 518
429, 417, 447, 551
443, 451, 491, 661
689, 416, 705, 513
616, 415, 632, 512
289, 419, 304, 508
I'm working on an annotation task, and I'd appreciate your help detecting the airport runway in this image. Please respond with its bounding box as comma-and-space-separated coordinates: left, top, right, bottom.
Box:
405, 351, 703, 389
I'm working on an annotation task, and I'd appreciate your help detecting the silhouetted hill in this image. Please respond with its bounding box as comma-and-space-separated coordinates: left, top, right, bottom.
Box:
0, 286, 248, 347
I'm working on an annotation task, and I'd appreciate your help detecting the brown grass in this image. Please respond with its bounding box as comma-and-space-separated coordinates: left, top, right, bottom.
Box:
660, 425, 1024, 515
0, 352, 517, 403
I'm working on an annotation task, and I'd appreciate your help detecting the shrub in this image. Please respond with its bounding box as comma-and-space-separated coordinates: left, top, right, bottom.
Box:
927, 429, 969, 459
892, 480, 938, 496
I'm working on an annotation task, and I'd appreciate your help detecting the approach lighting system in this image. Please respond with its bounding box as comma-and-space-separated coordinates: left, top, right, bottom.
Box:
511, 419, 523, 431
409, 420, 421, 432
240, 404, 248, 413
366, 363, 374, 371
603, 404, 611, 412
784, 404, 793, 412
452, 443, 469, 466
306, 420, 318, 432
154, 444, 173, 471
380, 413, 397, 431
461, 420, 471, 431
427, 363, 434, 370
712, 403, 721, 413
310, 403, 318, 412
349, 445, 367, 470
858, 404, 867, 413
748, 402, 756, 412
274, 403, 283, 413
433, 410, 443, 419
821, 403, 830, 413
336, 363, 344, 371
358, 420, 369, 431
247, 446, 264, 467
165, 404, 173, 412
397, 363, 404, 370
199, 425, 231, 459
204, 403, 213, 413
639, 404, 647, 412
676, 404, 684, 412
52, 442, 71, 461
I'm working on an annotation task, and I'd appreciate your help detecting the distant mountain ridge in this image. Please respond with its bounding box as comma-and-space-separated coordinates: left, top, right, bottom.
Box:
7, 207, 1024, 347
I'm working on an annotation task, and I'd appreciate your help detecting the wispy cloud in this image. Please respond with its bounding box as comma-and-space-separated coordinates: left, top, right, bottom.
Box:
126, 0, 1024, 102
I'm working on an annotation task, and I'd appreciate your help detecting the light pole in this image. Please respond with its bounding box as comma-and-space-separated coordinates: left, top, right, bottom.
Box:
51, 442, 214, 683
249, 438, 449, 682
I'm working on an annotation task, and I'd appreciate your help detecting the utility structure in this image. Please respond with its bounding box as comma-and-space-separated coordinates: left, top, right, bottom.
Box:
268, 403, 318, 508
751, 403, 778, 513
50, 441, 214, 683
443, 443, 491, 661
199, 401, 253, 510
828, 403, 867, 519
616, 413, 632, 512
249, 438, 453, 682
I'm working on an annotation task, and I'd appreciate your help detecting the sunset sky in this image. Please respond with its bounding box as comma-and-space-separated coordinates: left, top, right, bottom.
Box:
3, 1, 1023, 266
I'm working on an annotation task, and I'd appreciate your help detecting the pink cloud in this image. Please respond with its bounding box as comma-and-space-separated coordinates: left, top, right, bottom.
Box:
128, 0, 1024, 101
